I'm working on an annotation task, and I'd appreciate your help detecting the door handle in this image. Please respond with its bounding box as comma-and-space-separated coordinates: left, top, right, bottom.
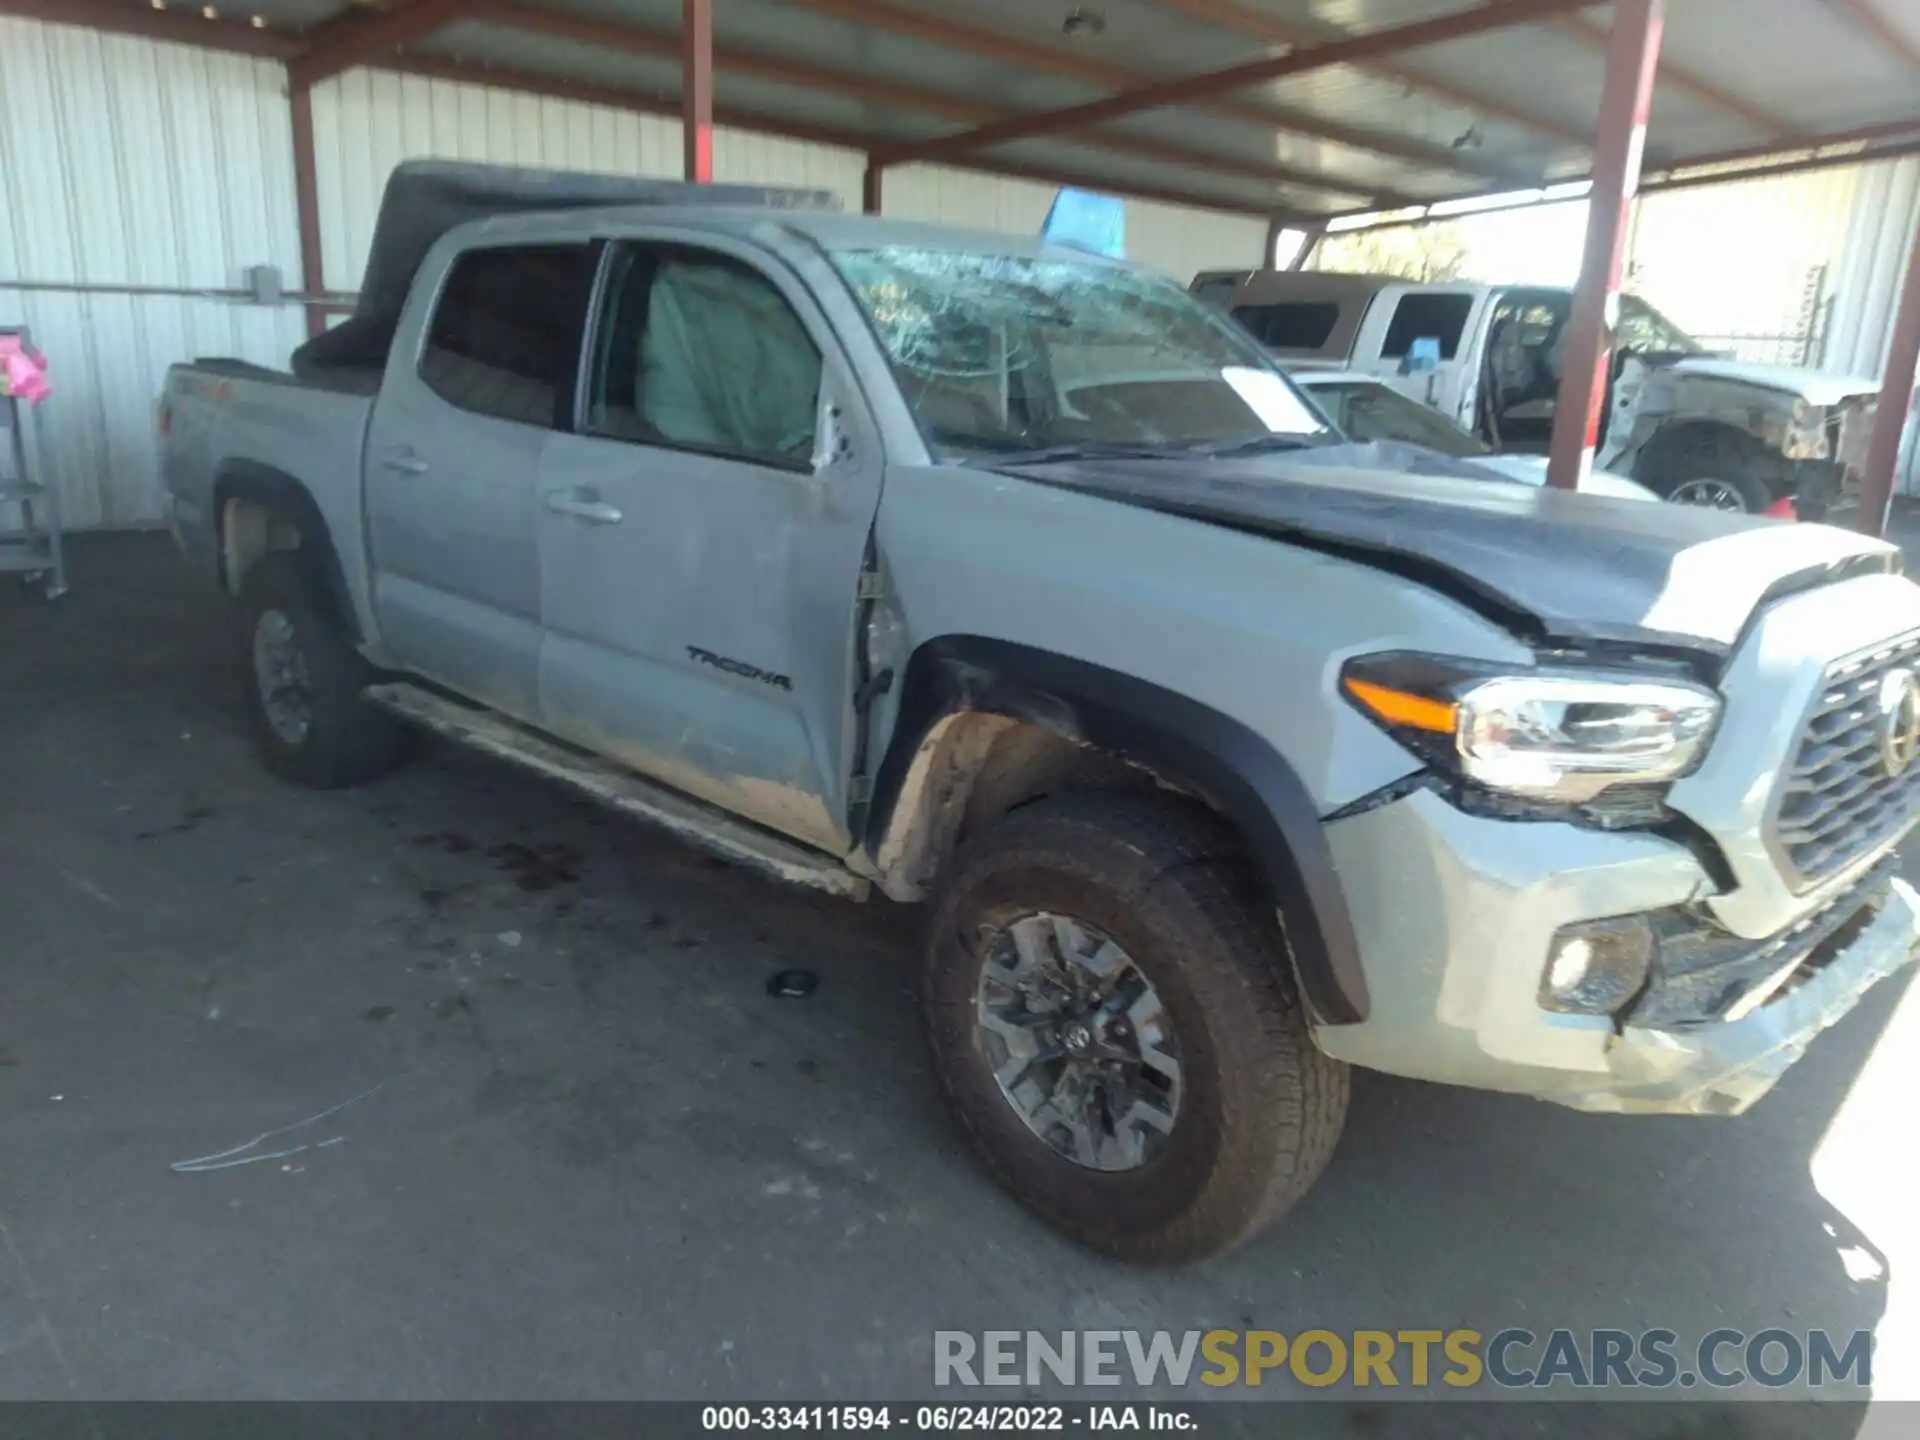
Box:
544, 489, 623, 525
381, 449, 429, 475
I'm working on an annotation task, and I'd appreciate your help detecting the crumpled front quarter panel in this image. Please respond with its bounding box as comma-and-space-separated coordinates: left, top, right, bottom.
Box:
873, 463, 1536, 814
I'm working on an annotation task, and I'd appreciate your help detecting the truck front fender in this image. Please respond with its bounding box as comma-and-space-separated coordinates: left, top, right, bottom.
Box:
865, 636, 1370, 1025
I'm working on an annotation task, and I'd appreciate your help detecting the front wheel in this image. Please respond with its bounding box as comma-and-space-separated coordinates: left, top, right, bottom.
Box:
922, 792, 1349, 1264
236, 552, 406, 788
1661, 473, 1772, 512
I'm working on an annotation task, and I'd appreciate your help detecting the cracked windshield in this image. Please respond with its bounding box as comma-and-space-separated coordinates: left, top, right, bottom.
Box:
831, 246, 1331, 462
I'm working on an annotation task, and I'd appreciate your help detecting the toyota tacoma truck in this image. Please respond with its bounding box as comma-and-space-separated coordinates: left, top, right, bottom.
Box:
1195, 268, 1884, 518
160, 161, 1920, 1263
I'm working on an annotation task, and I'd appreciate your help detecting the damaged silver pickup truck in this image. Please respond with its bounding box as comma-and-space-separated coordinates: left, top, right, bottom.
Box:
160, 162, 1920, 1263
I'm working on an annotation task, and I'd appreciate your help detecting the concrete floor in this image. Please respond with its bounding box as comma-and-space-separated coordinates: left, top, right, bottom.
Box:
2, 533, 1916, 1432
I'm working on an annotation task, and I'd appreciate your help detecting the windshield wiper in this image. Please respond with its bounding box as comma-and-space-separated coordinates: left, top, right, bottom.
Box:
971, 441, 1195, 465
964, 435, 1336, 466
1183, 434, 1333, 458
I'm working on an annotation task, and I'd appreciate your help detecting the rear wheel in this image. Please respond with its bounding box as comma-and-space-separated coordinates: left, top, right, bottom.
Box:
236, 552, 405, 788
922, 792, 1348, 1264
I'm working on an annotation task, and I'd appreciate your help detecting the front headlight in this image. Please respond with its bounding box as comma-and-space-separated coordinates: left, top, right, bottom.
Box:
1342, 655, 1721, 806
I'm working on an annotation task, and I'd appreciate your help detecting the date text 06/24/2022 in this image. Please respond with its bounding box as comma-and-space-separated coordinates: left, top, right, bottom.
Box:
701, 1405, 1195, 1431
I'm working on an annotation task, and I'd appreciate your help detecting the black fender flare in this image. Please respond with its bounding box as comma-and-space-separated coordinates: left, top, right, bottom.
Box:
866, 636, 1369, 1025
212, 461, 360, 640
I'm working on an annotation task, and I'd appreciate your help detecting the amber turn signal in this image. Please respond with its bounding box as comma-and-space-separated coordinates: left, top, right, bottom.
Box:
1341, 677, 1458, 735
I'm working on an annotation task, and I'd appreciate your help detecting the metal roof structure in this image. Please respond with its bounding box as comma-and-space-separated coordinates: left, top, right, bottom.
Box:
7, 0, 1919, 532
12, 0, 1920, 221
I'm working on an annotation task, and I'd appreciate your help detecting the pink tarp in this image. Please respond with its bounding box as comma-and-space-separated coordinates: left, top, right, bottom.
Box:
0, 335, 50, 404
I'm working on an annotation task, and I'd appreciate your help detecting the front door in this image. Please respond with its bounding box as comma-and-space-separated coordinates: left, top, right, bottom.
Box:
536, 238, 883, 853
1353, 284, 1488, 427
1477, 289, 1572, 451
365, 241, 594, 719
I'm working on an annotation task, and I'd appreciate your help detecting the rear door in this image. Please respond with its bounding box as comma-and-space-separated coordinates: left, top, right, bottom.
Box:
535, 234, 883, 853
364, 241, 595, 719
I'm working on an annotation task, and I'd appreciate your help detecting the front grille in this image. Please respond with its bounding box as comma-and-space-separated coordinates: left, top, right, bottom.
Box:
1772, 629, 1920, 887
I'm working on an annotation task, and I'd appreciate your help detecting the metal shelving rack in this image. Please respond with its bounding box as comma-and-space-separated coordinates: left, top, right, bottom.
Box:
0, 326, 66, 599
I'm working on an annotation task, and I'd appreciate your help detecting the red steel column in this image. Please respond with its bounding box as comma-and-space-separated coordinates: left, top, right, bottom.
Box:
289, 82, 328, 340
1545, 0, 1664, 490
682, 0, 713, 183
1855, 220, 1920, 535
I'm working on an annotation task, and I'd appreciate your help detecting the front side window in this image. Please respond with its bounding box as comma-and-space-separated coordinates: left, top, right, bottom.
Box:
830, 246, 1329, 459
420, 244, 593, 427
1380, 292, 1475, 360
585, 244, 821, 469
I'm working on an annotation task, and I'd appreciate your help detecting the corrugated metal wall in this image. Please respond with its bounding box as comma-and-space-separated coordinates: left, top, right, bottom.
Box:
5, 18, 1264, 529
309, 78, 1263, 292
311, 70, 872, 290
0, 18, 306, 527
1825, 157, 1920, 378
1823, 156, 1920, 494
882, 163, 1268, 278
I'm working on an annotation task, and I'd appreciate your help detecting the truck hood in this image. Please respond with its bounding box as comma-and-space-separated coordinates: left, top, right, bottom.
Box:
1663, 357, 1881, 406
1000, 444, 1897, 663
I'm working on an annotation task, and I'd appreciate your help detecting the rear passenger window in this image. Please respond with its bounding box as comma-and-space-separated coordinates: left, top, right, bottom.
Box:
420, 244, 594, 427
1380, 292, 1474, 360
1233, 301, 1342, 351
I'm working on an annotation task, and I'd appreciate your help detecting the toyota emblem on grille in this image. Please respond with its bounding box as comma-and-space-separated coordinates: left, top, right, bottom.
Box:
1877, 668, 1920, 778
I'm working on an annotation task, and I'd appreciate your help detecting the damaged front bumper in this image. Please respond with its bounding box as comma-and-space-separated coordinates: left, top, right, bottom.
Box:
1318, 787, 1920, 1116
1578, 872, 1919, 1115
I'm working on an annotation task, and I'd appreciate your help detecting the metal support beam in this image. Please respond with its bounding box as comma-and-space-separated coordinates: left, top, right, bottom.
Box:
288, 0, 471, 90
1551, 13, 1790, 136
1289, 225, 1327, 271
874, 0, 1605, 167
472, 1, 1408, 203
683, 0, 713, 183
288, 84, 328, 341
1545, 0, 1663, 490
781, 0, 1523, 182
1155, 0, 1594, 150
379, 56, 1275, 217
862, 162, 884, 216
1855, 221, 1920, 535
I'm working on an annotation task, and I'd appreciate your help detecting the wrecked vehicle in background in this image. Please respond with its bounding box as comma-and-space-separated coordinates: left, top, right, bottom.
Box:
158, 162, 1920, 1264
1195, 269, 1881, 517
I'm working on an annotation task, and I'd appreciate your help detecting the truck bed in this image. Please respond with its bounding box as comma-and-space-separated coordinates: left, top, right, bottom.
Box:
159, 356, 378, 617
191, 356, 382, 398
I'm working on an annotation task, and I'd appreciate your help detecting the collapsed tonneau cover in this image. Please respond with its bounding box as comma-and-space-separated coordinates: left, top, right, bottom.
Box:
292, 160, 837, 379
1005, 446, 1899, 662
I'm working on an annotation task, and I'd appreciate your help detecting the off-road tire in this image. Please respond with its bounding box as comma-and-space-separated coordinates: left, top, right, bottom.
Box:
236, 552, 405, 788
922, 791, 1349, 1264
